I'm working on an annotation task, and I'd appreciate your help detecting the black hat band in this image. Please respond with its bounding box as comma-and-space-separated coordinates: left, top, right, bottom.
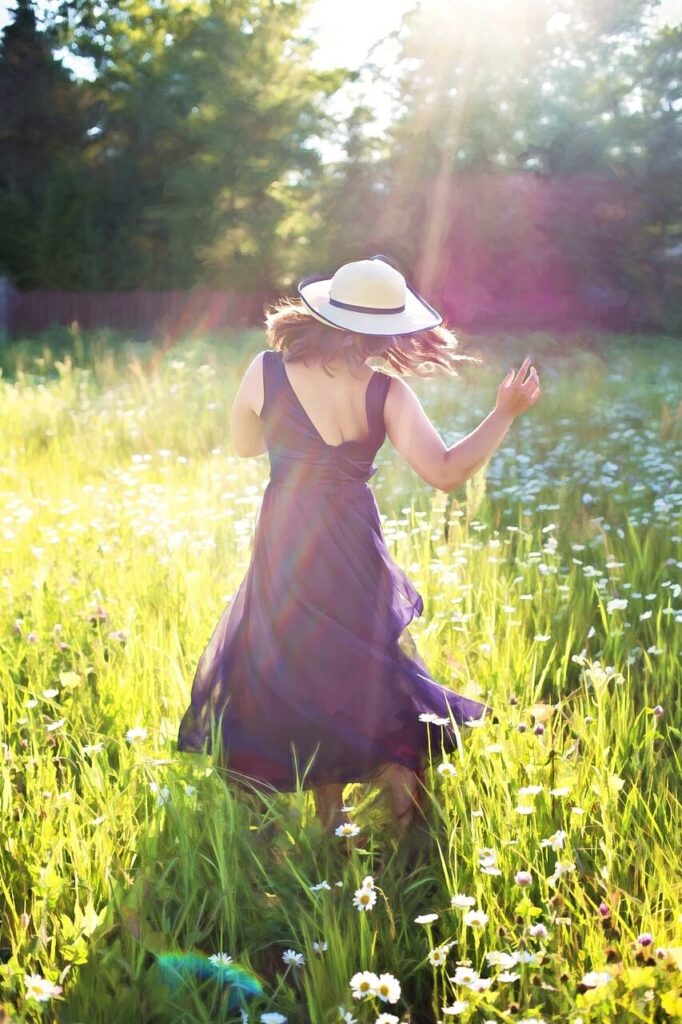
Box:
329, 296, 406, 315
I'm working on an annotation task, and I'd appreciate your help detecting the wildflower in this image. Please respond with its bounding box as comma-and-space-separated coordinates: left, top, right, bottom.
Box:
441, 999, 469, 1015
534, 724, 545, 736
450, 893, 476, 909
428, 944, 454, 967
375, 1015, 400, 1024
353, 886, 377, 912
373, 973, 401, 1003
606, 597, 628, 613
23, 974, 63, 1002
463, 909, 488, 929
449, 965, 479, 985
310, 880, 332, 892
515, 804, 536, 815
335, 822, 361, 837
529, 923, 549, 939
361, 876, 375, 890
550, 785, 571, 797
515, 871, 533, 886
540, 829, 567, 851
209, 952, 233, 965
42, 688, 59, 699
468, 976, 493, 992
313, 940, 328, 954
637, 932, 654, 947
498, 970, 521, 982
486, 951, 517, 969
598, 903, 611, 919
337, 1008, 358, 1023
260, 1014, 288, 1024
45, 718, 65, 732
653, 704, 664, 718
414, 913, 439, 925
419, 713, 450, 725
125, 726, 148, 743
580, 970, 613, 989
518, 785, 543, 796
184, 783, 197, 797
82, 742, 104, 754
149, 782, 170, 807
349, 970, 379, 1000
517, 722, 528, 732
281, 949, 305, 967
437, 762, 458, 777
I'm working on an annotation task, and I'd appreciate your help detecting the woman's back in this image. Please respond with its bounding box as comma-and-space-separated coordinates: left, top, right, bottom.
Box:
277, 355, 378, 449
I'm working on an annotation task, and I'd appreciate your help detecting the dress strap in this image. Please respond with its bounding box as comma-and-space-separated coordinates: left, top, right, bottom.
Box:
368, 371, 392, 440
261, 349, 282, 418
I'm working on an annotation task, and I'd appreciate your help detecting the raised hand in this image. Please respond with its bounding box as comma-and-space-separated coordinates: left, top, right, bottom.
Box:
495, 357, 541, 420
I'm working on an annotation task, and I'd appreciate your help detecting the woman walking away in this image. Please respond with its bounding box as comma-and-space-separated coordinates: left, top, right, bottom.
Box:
177, 254, 541, 837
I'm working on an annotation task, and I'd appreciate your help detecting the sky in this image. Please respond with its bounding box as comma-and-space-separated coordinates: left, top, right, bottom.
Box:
1, 0, 680, 161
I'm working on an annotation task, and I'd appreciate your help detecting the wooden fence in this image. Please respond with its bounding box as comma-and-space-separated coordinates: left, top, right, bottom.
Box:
0, 281, 273, 339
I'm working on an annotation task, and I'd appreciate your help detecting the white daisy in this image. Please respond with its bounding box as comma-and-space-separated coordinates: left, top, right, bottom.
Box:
349, 970, 379, 1000
281, 949, 305, 967
260, 1014, 288, 1024
437, 762, 458, 777
427, 944, 452, 967
441, 999, 469, 1015
373, 972, 401, 1003
498, 970, 521, 982
414, 913, 439, 924
353, 886, 377, 912
581, 970, 613, 989
125, 726, 148, 743
23, 974, 63, 1002
209, 952, 233, 965
450, 893, 476, 909
449, 966, 479, 985
310, 880, 332, 892
335, 822, 361, 837
463, 909, 489, 929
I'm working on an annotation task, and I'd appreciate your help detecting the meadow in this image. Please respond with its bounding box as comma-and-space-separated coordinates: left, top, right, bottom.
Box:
0, 326, 681, 1024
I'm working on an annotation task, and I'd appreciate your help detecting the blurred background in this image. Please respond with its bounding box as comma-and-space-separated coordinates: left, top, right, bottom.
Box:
0, 0, 680, 338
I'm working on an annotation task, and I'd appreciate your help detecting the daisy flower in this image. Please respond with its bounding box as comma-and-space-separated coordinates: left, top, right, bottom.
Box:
281, 949, 305, 967
209, 952, 233, 965
353, 887, 377, 912
414, 913, 439, 924
125, 726, 148, 743
463, 909, 489, 929
335, 822, 361, 837
23, 974, 63, 1002
373, 972, 401, 1003
349, 970, 380, 1000
450, 893, 476, 909
441, 999, 469, 1015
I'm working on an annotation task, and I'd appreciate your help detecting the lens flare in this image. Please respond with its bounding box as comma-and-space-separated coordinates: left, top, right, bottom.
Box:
155, 952, 264, 1008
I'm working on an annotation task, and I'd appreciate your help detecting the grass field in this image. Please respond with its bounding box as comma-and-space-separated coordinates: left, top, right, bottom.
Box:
0, 327, 681, 1024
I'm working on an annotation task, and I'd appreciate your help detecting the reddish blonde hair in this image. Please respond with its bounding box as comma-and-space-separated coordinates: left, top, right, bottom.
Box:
264, 297, 482, 379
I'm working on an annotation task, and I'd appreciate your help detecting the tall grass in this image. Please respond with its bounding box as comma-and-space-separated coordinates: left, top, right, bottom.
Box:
0, 326, 680, 1023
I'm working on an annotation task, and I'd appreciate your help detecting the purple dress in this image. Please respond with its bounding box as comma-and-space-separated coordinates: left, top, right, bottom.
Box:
177, 348, 492, 792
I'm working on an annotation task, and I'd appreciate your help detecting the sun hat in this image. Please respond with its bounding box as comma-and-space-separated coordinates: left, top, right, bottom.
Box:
297, 253, 442, 336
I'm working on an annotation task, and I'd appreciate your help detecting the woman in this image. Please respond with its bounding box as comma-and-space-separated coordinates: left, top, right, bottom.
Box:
177, 254, 541, 836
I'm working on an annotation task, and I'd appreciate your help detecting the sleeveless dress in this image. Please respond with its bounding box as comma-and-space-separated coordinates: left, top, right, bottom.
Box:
177, 348, 493, 793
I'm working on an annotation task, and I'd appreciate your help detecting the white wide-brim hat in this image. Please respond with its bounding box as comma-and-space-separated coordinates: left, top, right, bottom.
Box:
297, 253, 442, 336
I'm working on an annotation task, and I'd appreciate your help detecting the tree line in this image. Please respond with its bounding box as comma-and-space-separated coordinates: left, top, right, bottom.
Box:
1, 0, 680, 332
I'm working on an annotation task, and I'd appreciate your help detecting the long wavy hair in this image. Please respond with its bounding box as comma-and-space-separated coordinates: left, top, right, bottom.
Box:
264, 297, 482, 381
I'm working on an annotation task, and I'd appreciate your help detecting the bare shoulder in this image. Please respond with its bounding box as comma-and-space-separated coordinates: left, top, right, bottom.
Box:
384, 373, 416, 420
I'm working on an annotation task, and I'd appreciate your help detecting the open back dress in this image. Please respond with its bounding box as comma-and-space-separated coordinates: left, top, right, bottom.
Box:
177, 348, 492, 793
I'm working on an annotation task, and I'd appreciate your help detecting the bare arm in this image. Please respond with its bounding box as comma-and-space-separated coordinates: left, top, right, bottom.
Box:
230, 351, 267, 458
384, 357, 541, 492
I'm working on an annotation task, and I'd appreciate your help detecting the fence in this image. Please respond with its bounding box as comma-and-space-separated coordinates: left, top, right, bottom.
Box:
0, 281, 273, 340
